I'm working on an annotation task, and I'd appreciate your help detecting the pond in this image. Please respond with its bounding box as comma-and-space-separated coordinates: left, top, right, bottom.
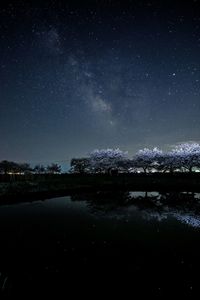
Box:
0, 191, 200, 297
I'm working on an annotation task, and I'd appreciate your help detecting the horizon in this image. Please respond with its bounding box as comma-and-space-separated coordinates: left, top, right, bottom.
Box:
2, 140, 200, 173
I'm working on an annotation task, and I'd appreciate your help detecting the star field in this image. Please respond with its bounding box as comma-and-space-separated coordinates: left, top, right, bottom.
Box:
0, 0, 200, 165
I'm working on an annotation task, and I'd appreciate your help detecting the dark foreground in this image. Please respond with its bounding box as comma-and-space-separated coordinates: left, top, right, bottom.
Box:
0, 192, 200, 298
1, 173, 200, 205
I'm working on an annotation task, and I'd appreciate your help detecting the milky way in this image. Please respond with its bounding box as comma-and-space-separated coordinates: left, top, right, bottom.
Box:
0, 0, 200, 167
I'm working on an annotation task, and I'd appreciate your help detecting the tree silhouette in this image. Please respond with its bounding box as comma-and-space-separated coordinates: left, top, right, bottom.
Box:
0, 160, 18, 174
33, 164, 46, 174
70, 158, 90, 173
46, 163, 61, 174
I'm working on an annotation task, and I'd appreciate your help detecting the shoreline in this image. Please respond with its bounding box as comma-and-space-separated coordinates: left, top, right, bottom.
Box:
1, 173, 200, 205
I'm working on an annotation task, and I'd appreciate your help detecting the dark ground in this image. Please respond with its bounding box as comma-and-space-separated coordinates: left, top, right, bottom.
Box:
1, 173, 200, 205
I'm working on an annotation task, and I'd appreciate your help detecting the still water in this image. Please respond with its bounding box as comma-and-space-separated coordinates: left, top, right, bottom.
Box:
0, 192, 200, 297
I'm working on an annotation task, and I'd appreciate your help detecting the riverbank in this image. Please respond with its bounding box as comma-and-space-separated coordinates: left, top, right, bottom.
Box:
1, 173, 200, 205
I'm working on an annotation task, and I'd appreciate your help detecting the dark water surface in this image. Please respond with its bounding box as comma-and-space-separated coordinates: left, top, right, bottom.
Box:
0, 192, 200, 297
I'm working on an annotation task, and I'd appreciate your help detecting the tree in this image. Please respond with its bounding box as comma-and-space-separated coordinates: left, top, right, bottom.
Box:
17, 163, 32, 174
70, 158, 90, 174
33, 164, 46, 174
134, 147, 163, 173
0, 160, 18, 175
46, 163, 61, 174
171, 143, 200, 172
157, 153, 180, 173
89, 148, 128, 173
116, 158, 134, 173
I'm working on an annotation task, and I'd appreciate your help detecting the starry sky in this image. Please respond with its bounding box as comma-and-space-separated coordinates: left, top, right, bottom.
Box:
0, 0, 200, 166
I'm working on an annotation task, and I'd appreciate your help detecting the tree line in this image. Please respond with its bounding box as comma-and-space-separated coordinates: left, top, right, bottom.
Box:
70, 143, 200, 174
0, 161, 61, 175
2, 142, 200, 176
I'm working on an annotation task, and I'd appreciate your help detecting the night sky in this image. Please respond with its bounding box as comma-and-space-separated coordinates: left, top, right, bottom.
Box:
0, 0, 200, 167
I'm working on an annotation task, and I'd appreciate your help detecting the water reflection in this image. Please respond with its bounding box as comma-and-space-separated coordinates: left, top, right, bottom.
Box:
71, 191, 200, 228
0, 192, 200, 296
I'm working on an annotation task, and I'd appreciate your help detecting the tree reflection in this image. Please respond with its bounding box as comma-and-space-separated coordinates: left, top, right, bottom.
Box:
71, 191, 200, 227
